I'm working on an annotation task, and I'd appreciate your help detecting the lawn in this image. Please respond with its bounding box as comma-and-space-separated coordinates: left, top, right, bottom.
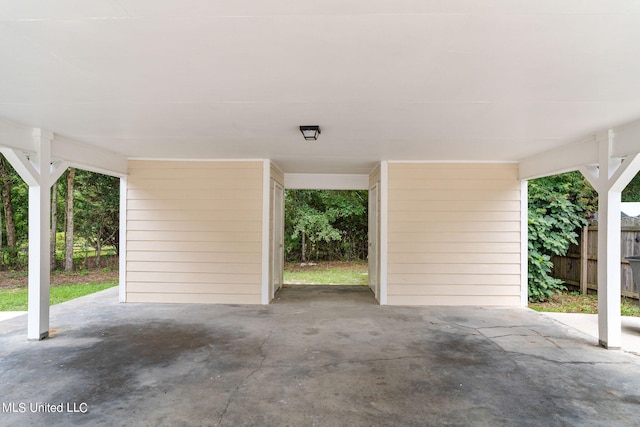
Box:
284, 260, 368, 286
0, 268, 118, 311
529, 291, 640, 317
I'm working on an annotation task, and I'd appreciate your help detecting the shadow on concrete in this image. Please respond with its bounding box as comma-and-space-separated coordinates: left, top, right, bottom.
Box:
274, 285, 376, 306
1, 287, 640, 426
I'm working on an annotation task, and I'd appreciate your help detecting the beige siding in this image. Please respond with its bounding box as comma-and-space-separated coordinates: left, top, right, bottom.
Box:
126, 160, 264, 304
387, 163, 521, 306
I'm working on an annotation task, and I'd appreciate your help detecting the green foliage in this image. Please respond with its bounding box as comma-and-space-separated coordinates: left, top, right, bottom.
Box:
528, 172, 591, 302
0, 157, 29, 268
285, 190, 368, 261
622, 172, 640, 202
74, 171, 120, 259
0, 160, 120, 271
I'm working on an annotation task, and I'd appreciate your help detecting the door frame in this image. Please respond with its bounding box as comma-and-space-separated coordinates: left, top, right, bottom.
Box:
271, 181, 285, 301
369, 183, 380, 301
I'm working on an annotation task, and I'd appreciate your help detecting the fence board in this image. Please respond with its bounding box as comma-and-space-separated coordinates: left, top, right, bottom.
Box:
551, 219, 640, 300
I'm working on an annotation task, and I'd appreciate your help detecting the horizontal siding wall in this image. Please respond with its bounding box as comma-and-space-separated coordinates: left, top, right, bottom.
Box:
387, 163, 522, 306
126, 160, 264, 304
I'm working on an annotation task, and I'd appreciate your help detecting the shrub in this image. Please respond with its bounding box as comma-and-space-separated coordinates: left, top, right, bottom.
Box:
528, 174, 591, 302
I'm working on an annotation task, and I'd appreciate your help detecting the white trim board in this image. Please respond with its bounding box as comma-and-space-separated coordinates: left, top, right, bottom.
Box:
261, 160, 271, 305
284, 173, 369, 190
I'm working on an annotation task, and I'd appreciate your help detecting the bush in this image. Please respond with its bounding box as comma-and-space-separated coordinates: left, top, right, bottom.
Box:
528, 174, 591, 302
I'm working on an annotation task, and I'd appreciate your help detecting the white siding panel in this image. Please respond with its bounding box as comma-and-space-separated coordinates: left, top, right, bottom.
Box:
126, 160, 264, 304
390, 221, 519, 233
389, 242, 521, 254
387, 163, 522, 306
389, 189, 520, 202
127, 209, 260, 222
127, 230, 261, 242
127, 271, 261, 284
388, 263, 521, 275
127, 220, 262, 233
128, 188, 263, 200
128, 198, 261, 211
127, 240, 261, 253
127, 293, 262, 304
127, 261, 262, 274
388, 295, 521, 306
389, 210, 520, 222
390, 274, 520, 285
391, 284, 521, 296
389, 200, 521, 212
390, 232, 520, 243
127, 251, 260, 263
388, 252, 521, 264
128, 282, 260, 295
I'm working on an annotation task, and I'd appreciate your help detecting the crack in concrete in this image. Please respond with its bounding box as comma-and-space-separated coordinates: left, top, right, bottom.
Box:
444, 321, 639, 367
217, 330, 273, 427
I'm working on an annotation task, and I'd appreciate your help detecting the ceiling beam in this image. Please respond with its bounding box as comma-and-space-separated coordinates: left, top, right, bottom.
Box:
518, 135, 598, 180
51, 136, 127, 177
0, 118, 37, 153
0, 117, 128, 177
519, 116, 640, 180
611, 118, 640, 159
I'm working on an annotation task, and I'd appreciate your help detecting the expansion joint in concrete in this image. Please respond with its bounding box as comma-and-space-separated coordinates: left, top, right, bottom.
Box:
217, 330, 273, 427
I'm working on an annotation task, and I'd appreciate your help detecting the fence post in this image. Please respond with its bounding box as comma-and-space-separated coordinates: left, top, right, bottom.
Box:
580, 225, 589, 295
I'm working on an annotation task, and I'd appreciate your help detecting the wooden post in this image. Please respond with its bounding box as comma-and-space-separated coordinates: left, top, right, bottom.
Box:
580, 225, 589, 295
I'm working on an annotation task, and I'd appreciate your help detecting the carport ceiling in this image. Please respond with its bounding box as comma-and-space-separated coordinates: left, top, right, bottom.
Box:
1, 1, 640, 174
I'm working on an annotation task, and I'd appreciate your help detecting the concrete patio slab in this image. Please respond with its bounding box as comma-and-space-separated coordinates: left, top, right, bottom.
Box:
1, 285, 639, 426
0, 311, 26, 322
540, 312, 640, 355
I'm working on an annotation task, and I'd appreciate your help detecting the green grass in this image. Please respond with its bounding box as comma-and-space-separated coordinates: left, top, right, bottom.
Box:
284, 262, 368, 285
0, 281, 117, 311
529, 291, 640, 317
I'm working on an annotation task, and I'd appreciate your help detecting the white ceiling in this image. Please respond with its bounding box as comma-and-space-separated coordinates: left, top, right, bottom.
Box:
1, 1, 640, 173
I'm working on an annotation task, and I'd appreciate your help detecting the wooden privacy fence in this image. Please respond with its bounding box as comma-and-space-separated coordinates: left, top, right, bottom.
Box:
552, 218, 640, 300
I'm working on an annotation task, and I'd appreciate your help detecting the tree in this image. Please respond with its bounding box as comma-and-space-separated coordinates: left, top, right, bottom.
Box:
0, 155, 19, 268
622, 172, 640, 202
50, 180, 58, 270
285, 190, 368, 262
65, 168, 75, 271
74, 171, 119, 267
528, 172, 595, 302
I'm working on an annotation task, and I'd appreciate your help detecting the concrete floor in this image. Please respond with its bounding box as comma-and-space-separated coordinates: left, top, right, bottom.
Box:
1, 286, 640, 426
542, 312, 640, 355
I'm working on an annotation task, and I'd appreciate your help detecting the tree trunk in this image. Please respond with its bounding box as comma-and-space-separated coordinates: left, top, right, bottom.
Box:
301, 231, 307, 262
95, 239, 102, 268
65, 168, 75, 271
0, 156, 17, 268
50, 180, 58, 271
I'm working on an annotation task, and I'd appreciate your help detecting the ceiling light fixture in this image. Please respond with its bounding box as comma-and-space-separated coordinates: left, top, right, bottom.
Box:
299, 125, 321, 141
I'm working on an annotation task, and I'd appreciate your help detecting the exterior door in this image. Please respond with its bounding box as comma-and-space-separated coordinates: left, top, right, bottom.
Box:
272, 182, 285, 300
368, 184, 379, 299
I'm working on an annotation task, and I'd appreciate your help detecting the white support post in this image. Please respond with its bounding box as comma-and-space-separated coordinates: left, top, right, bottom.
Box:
27, 130, 52, 340
261, 160, 271, 305
587, 131, 640, 349
597, 167, 622, 348
520, 180, 529, 307
379, 161, 389, 305
119, 177, 127, 303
